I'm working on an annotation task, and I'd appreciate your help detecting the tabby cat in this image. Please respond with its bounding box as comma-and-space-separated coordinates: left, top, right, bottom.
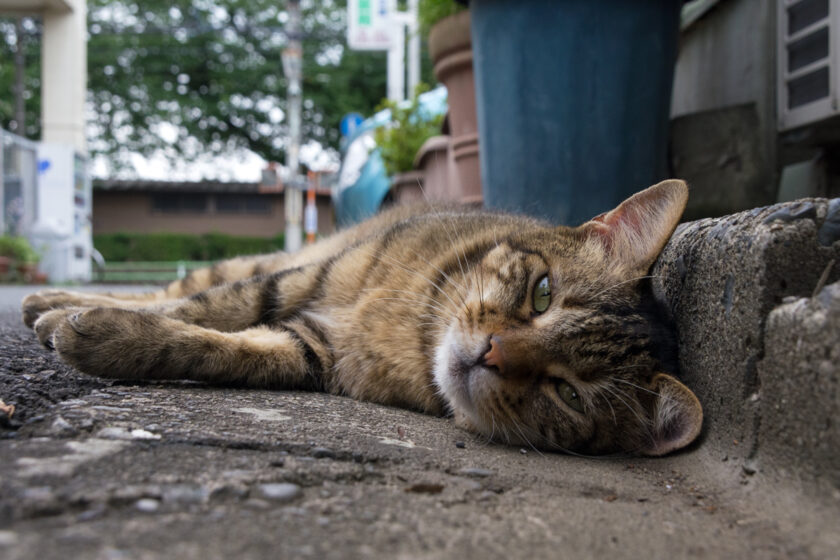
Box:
22, 180, 702, 456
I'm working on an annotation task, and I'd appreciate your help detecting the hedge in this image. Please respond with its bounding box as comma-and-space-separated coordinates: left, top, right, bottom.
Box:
94, 232, 285, 262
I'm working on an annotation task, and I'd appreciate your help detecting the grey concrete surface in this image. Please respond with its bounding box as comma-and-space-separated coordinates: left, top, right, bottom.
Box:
758, 280, 840, 491
2, 198, 840, 558
652, 197, 840, 488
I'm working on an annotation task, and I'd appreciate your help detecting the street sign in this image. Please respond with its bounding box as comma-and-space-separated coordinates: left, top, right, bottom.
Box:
347, 0, 393, 51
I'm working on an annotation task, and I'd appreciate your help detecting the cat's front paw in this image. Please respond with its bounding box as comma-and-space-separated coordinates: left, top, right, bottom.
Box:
49, 307, 164, 379
22, 290, 80, 328
33, 308, 81, 350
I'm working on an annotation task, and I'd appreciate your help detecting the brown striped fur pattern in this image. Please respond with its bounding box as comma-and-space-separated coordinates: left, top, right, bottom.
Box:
23, 180, 703, 456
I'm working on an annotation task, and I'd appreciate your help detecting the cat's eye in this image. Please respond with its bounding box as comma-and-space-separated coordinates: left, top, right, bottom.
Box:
532, 275, 551, 313
554, 379, 584, 413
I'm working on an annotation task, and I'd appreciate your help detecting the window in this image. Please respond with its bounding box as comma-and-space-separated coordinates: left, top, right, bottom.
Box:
215, 194, 272, 215
152, 193, 209, 213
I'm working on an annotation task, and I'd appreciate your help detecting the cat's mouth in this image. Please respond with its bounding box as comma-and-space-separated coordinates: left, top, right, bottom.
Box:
432, 325, 493, 420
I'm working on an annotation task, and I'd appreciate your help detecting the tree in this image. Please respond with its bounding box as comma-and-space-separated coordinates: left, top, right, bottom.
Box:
0, 17, 41, 139
0, 1, 433, 171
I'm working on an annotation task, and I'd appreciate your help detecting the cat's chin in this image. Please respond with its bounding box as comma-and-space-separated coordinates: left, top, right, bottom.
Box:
432, 325, 490, 428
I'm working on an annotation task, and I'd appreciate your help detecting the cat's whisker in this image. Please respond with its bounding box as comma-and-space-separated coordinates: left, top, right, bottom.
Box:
358, 284, 459, 312
416, 201, 470, 292
594, 390, 618, 426
355, 246, 464, 313
509, 418, 546, 458
590, 275, 657, 300
477, 253, 486, 311
393, 243, 470, 309
417, 312, 451, 324
511, 422, 611, 460
607, 364, 647, 371
489, 394, 545, 456
360, 296, 455, 320
484, 399, 513, 445
363, 216, 471, 309
417, 201, 487, 319
612, 377, 666, 398
487, 413, 497, 445
602, 384, 655, 443
359, 287, 456, 315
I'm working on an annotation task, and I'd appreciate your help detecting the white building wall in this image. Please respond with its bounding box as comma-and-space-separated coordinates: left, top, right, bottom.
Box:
41, 0, 87, 153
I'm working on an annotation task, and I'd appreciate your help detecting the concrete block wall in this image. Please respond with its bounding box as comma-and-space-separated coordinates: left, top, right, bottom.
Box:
653, 197, 840, 488
759, 281, 840, 490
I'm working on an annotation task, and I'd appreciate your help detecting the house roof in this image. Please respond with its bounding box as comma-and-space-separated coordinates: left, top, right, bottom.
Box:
93, 179, 331, 197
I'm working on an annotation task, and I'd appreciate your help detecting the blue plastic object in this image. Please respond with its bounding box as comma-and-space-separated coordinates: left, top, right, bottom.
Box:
469, 0, 682, 225
340, 113, 365, 137
334, 87, 448, 227
334, 149, 392, 228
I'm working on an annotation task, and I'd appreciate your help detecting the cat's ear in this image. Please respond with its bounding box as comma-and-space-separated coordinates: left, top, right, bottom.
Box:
641, 373, 703, 456
580, 180, 688, 275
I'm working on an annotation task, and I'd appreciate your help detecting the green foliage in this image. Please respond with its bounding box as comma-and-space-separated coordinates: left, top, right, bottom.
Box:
374, 85, 443, 176
0, 236, 15, 258
94, 232, 284, 262
418, 0, 466, 35
0, 18, 41, 138
0, 235, 41, 263
0, 235, 39, 263
0, 1, 437, 168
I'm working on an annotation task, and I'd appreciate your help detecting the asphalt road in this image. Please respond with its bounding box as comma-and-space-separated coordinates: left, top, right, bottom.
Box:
1, 286, 838, 559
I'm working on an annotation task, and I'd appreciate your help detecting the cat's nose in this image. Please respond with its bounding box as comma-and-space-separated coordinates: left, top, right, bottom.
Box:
480, 335, 504, 373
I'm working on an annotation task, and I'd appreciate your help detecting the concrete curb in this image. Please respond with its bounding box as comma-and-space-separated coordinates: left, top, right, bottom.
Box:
759, 281, 840, 491
653, 197, 840, 489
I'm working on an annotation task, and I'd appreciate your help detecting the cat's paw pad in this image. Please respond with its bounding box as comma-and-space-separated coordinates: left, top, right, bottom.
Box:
22, 290, 80, 328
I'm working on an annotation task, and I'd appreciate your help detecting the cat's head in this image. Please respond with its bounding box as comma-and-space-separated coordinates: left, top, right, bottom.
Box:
433, 180, 702, 456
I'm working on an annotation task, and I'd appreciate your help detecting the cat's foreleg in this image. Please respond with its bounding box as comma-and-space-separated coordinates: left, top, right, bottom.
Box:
153, 263, 332, 332
21, 254, 293, 328
33, 307, 328, 389
21, 289, 165, 328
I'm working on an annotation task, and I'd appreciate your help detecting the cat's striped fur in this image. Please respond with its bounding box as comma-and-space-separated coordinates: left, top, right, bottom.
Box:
23, 180, 702, 456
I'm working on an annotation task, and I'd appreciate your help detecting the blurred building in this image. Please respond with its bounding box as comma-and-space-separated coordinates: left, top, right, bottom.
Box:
0, 0, 87, 152
672, 0, 840, 220
93, 179, 334, 237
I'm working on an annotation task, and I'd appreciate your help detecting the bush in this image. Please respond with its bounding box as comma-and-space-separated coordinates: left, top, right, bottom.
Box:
94, 232, 285, 262
0, 235, 39, 263
418, 0, 466, 35
374, 84, 444, 176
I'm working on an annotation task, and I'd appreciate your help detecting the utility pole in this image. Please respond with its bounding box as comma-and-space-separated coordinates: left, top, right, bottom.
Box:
407, 0, 420, 97
386, 0, 404, 102
386, 0, 419, 102
283, 0, 303, 253
13, 17, 26, 135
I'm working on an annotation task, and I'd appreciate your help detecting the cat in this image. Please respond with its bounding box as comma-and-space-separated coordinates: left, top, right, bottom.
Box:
22, 179, 702, 456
